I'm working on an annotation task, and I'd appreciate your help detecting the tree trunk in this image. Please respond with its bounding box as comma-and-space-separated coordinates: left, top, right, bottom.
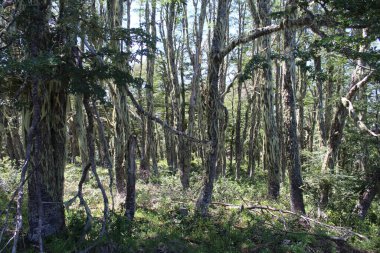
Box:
235, 2, 246, 180
325, 65, 334, 141
68, 98, 79, 163
275, 57, 286, 182
217, 0, 230, 177
10, 111, 25, 163
5, 116, 17, 161
74, 95, 89, 170
141, 0, 158, 178
196, 0, 227, 216
247, 1, 261, 180
258, 0, 280, 199
23, 1, 67, 241
83, 94, 109, 236
108, 0, 128, 195
111, 88, 128, 195
283, 0, 305, 214
248, 72, 261, 179
27, 81, 67, 241
297, 64, 308, 151
159, 11, 177, 175
125, 135, 137, 221
321, 29, 369, 209
354, 180, 379, 219
185, 0, 208, 178
229, 87, 235, 172
314, 55, 327, 146
0, 111, 4, 159
165, 2, 188, 188
163, 67, 176, 173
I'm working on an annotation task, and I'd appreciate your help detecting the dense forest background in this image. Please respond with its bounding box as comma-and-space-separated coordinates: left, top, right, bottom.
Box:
0, 0, 380, 252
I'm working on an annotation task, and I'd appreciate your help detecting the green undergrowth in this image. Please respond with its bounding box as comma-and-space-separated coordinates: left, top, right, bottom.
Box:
0, 160, 379, 252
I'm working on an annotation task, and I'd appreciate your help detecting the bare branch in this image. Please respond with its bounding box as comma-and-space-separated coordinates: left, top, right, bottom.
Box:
82, 39, 209, 145
123, 86, 210, 145
346, 72, 373, 101
220, 72, 242, 98
64, 163, 93, 238
91, 100, 114, 211
211, 202, 369, 241
220, 15, 316, 58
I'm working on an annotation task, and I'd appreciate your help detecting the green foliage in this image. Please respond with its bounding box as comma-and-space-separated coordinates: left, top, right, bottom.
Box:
0, 0, 154, 103
0, 161, 377, 252
239, 53, 287, 83
0, 157, 19, 195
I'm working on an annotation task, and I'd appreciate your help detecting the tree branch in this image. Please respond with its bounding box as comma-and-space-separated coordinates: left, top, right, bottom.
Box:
83, 95, 109, 238
123, 86, 210, 145
211, 202, 369, 241
82, 38, 209, 145
220, 72, 242, 98
64, 163, 93, 239
220, 15, 317, 58
346, 72, 373, 101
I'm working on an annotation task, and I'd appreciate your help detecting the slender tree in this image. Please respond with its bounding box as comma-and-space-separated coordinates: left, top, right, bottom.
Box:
258, 0, 281, 199
282, 0, 305, 214
196, 0, 228, 215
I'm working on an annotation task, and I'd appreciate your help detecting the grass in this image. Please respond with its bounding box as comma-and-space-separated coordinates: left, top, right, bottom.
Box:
0, 158, 379, 252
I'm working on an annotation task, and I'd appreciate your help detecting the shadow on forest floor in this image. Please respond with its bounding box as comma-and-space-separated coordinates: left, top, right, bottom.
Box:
1, 162, 379, 252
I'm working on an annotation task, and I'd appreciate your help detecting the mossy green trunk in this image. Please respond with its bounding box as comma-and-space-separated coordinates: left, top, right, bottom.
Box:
258, 0, 280, 199
16, 0, 68, 241
27, 81, 67, 241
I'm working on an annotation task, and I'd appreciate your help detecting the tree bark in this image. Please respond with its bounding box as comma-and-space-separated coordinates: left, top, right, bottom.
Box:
83, 94, 109, 236
27, 81, 67, 241
275, 54, 286, 182
283, 0, 305, 214
314, 55, 327, 146
354, 180, 379, 219
248, 72, 261, 179
159, 10, 177, 174
258, 0, 281, 199
234, 2, 246, 180
125, 135, 137, 221
140, 0, 158, 178
297, 64, 308, 152
21, 1, 67, 241
164, 2, 188, 188
74, 95, 89, 170
111, 87, 128, 195
196, 0, 227, 216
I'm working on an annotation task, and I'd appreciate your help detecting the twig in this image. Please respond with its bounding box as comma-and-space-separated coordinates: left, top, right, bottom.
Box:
211, 202, 369, 241
220, 72, 242, 98
64, 163, 93, 238
0, 236, 14, 253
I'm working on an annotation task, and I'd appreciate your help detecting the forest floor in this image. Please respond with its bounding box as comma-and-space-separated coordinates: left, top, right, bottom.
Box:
0, 159, 379, 252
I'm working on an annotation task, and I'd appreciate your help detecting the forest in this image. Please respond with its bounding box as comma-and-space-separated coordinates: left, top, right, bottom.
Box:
0, 0, 380, 252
